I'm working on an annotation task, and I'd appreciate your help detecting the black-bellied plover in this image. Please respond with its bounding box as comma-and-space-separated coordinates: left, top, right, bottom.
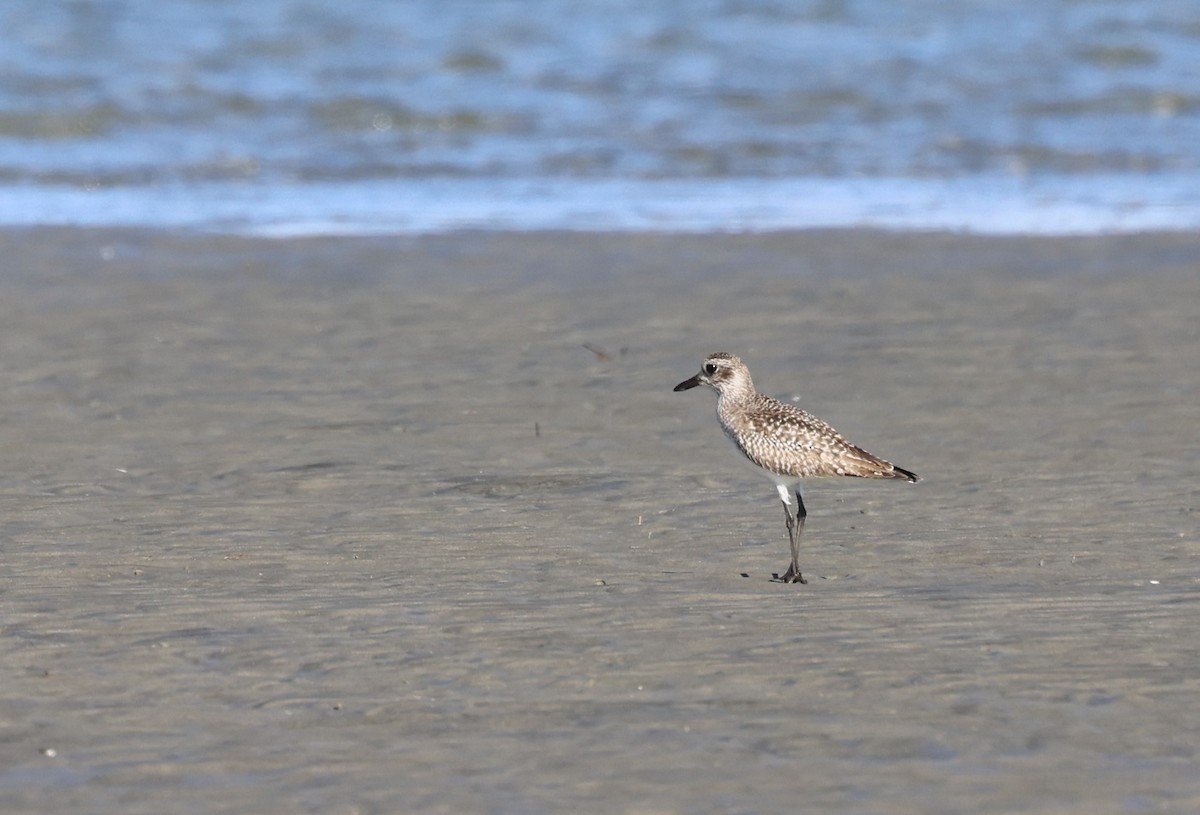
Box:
674, 352, 919, 584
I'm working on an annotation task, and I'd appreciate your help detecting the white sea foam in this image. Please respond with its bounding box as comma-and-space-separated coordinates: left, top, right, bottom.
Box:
3, 175, 1199, 236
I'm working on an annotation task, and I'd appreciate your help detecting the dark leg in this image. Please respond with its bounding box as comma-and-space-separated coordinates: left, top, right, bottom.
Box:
779, 492, 808, 584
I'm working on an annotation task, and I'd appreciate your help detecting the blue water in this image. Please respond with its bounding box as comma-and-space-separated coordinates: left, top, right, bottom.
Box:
3, 0, 1200, 234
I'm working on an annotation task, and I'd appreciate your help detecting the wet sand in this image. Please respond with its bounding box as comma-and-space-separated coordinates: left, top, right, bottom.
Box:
1, 227, 1198, 813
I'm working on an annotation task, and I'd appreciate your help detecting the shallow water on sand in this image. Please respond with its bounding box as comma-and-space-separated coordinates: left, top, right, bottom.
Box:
1, 229, 1198, 813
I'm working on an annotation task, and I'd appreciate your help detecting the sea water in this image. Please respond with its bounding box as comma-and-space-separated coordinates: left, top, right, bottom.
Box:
2, 0, 1199, 234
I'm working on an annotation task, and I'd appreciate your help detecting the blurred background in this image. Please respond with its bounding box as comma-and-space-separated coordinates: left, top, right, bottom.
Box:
3, 0, 1200, 233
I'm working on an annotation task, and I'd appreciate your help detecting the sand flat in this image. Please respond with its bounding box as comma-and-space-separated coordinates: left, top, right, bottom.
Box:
1, 227, 1198, 813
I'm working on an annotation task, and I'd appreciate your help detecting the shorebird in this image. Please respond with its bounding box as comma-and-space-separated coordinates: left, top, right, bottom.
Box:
674, 352, 918, 584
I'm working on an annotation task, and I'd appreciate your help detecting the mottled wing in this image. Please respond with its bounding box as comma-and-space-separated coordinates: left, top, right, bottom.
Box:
728, 395, 910, 480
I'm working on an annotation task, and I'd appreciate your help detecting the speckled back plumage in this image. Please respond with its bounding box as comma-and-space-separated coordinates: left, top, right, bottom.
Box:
681, 352, 918, 483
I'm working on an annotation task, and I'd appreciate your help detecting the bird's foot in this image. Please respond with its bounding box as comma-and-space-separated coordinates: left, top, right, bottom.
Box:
777, 566, 807, 585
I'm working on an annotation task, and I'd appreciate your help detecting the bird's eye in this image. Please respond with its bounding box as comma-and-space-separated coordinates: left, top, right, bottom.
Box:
704, 363, 717, 375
